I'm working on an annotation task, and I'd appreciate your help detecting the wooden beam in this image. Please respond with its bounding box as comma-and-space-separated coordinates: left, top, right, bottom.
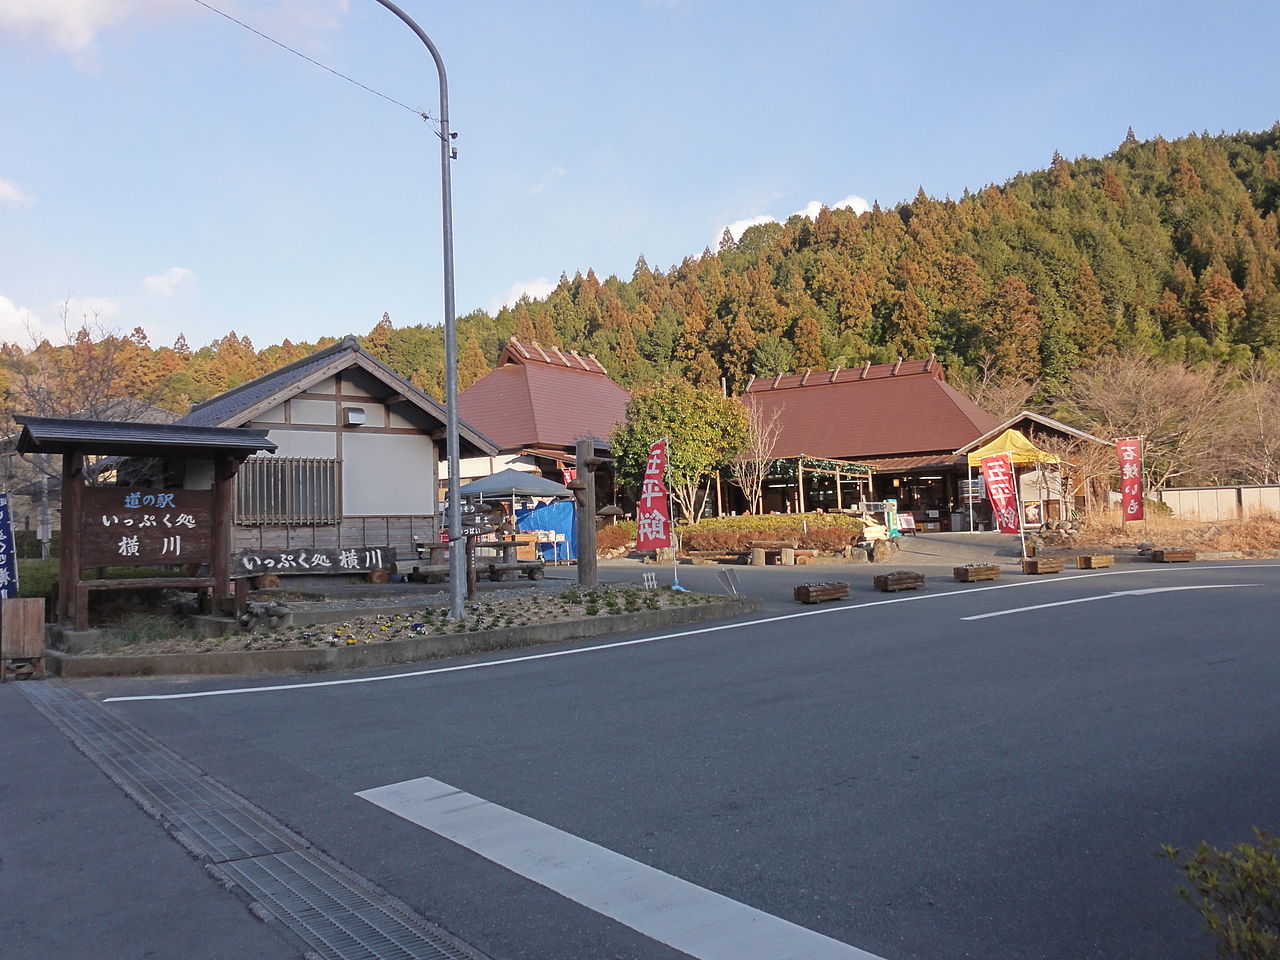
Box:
60, 449, 83, 626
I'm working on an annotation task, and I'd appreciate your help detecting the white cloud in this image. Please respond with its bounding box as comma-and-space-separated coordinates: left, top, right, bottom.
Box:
0, 177, 34, 207
58, 296, 123, 326
490, 278, 557, 313
0, 0, 179, 52
719, 214, 776, 245
529, 164, 566, 196
143, 266, 194, 295
0, 295, 70, 344
717, 191, 872, 246
0, 0, 347, 55
832, 194, 871, 215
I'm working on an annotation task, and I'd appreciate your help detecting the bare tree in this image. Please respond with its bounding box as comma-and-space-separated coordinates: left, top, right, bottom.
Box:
1029, 432, 1116, 516
1051, 354, 1230, 492
729, 400, 783, 513
952, 356, 1040, 423
1221, 362, 1280, 485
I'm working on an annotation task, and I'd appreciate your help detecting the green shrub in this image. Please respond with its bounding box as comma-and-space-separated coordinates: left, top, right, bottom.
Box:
1161, 829, 1280, 959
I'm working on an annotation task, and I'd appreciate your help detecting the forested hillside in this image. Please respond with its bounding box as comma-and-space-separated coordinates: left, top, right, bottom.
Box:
5, 126, 1280, 417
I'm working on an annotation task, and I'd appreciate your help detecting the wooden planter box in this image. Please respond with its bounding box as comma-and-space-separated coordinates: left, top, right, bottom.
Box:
954, 564, 1001, 583
874, 570, 925, 592
1022, 557, 1065, 575
793, 581, 850, 604
1075, 554, 1114, 569
1153, 549, 1196, 563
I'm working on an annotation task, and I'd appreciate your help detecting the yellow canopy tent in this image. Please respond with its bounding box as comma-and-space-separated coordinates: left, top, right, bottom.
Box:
966, 429, 1060, 467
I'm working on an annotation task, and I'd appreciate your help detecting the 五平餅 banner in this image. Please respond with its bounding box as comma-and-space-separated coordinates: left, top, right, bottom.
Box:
1116, 437, 1144, 521
635, 439, 672, 551
979, 453, 1021, 534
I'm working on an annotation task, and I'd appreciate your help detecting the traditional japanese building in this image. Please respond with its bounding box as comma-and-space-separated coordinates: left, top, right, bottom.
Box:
456, 338, 630, 505
741, 358, 999, 528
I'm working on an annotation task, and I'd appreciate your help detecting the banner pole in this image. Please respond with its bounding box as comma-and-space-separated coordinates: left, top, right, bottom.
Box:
1140, 436, 1148, 542
664, 434, 685, 592
1011, 454, 1028, 559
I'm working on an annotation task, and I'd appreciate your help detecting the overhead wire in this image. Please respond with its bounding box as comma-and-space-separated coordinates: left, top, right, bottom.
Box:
188, 0, 439, 133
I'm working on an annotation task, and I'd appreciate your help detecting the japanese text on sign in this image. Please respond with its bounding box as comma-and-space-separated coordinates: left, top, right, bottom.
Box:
635, 439, 672, 551
233, 546, 391, 578
1115, 438, 1145, 521
979, 453, 1021, 534
81, 487, 213, 567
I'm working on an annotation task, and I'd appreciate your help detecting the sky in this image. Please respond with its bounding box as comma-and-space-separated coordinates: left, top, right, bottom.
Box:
1, 0, 1278, 351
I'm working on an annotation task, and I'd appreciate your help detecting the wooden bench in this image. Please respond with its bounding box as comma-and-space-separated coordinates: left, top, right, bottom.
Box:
1022, 558, 1064, 575
686, 551, 746, 565
1153, 548, 1196, 563
487, 560, 546, 582
874, 570, 925, 592
793, 581, 850, 604
749, 541, 798, 566
954, 564, 1001, 583
1075, 554, 1114, 569
1, 598, 46, 681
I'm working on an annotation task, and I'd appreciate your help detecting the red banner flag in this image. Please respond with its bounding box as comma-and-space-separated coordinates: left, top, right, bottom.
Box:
1116, 437, 1144, 521
979, 453, 1021, 534
635, 439, 673, 551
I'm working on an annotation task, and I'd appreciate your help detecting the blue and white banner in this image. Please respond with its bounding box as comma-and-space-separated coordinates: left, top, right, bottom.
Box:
0, 493, 19, 598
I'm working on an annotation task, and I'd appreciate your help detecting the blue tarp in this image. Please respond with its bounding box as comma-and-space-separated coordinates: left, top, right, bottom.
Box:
516, 500, 577, 562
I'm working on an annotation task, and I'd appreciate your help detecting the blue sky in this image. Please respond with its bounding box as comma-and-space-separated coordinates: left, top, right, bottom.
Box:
1, 0, 1277, 351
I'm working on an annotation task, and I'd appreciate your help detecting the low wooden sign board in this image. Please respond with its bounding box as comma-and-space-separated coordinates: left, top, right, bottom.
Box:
233, 546, 393, 578
81, 486, 213, 567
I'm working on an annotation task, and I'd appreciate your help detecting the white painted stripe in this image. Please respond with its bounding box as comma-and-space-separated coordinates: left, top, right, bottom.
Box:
960, 583, 1256, 620
357, 775, 885, 960
104, 562, 1280, 703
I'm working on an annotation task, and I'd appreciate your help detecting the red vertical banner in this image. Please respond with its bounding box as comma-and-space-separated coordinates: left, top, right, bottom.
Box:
635, 439, 673, 551
979, 453, 1021, 534
1116, 437, 1144, 521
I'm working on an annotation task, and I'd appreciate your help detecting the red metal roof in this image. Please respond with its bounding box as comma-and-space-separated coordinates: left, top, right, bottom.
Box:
744, 359, 997, 460
459, 339, 630, 451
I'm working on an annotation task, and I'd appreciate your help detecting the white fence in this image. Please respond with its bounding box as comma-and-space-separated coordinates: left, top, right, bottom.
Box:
1158, 485, 1280, 521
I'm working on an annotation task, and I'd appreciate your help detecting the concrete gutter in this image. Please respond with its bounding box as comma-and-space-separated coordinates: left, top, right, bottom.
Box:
45, 597, 762, 679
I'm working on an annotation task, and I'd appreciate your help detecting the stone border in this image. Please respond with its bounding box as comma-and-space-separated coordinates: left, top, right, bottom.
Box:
45, 597, 762, 678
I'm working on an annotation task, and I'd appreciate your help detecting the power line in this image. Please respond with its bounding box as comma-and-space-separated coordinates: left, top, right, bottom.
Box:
189, 0, 437, 130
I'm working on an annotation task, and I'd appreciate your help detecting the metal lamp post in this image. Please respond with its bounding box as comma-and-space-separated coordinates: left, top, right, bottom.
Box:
369, 0, 465, 619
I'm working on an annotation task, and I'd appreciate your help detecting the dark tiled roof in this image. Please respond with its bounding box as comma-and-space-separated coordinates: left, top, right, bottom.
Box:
459, 343, 630, 450
176, 335, 497, 457
744, 360, 998, 460
14, 416, 275, 458
179, 338, 356, 428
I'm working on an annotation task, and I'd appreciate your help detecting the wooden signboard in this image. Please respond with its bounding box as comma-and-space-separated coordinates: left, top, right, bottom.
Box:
81, 487, 213, 567
234, 545, 393, 578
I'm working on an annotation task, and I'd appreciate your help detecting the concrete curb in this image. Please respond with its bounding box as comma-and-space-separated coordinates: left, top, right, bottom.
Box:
45, 597, 763, 678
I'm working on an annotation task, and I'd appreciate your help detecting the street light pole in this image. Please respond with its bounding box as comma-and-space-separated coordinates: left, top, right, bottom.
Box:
369, 0, 465, 619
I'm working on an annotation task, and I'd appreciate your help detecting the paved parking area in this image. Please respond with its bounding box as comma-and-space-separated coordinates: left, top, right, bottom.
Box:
8, 559, 1278, 959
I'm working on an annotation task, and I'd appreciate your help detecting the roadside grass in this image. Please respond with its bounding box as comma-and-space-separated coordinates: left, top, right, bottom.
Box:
1076, 510, 1280, 552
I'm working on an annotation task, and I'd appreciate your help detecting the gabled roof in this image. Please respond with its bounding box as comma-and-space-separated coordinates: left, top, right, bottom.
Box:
15, 415, 276, 459
743, 358, 998, 460
954, 410, 1109, 454
459, 338, 630, 451
177, 335, 497, 457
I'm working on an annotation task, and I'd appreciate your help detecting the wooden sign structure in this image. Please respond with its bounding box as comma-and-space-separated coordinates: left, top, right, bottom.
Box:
234, 546, 393, 577
14, 416, 276, 631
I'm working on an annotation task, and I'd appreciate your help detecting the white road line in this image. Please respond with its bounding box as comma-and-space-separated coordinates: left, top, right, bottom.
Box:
961, 583, 1257, 620
357, 775, 885, 960
104, 562, 1280, 703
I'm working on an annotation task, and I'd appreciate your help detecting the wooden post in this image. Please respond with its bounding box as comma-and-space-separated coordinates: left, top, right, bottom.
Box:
573, 438, 597, 587
212, 455, 237, 615
797, 460, 806, 514
835, 468, 843, 511
59, 449, 84, 626
465, 534, 477, 600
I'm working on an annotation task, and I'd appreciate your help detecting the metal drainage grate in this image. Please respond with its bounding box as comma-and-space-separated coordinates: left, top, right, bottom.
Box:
20, 681, 488, 960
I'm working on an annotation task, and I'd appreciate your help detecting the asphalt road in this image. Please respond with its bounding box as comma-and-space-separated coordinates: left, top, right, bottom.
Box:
28, 560, 1280, 960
